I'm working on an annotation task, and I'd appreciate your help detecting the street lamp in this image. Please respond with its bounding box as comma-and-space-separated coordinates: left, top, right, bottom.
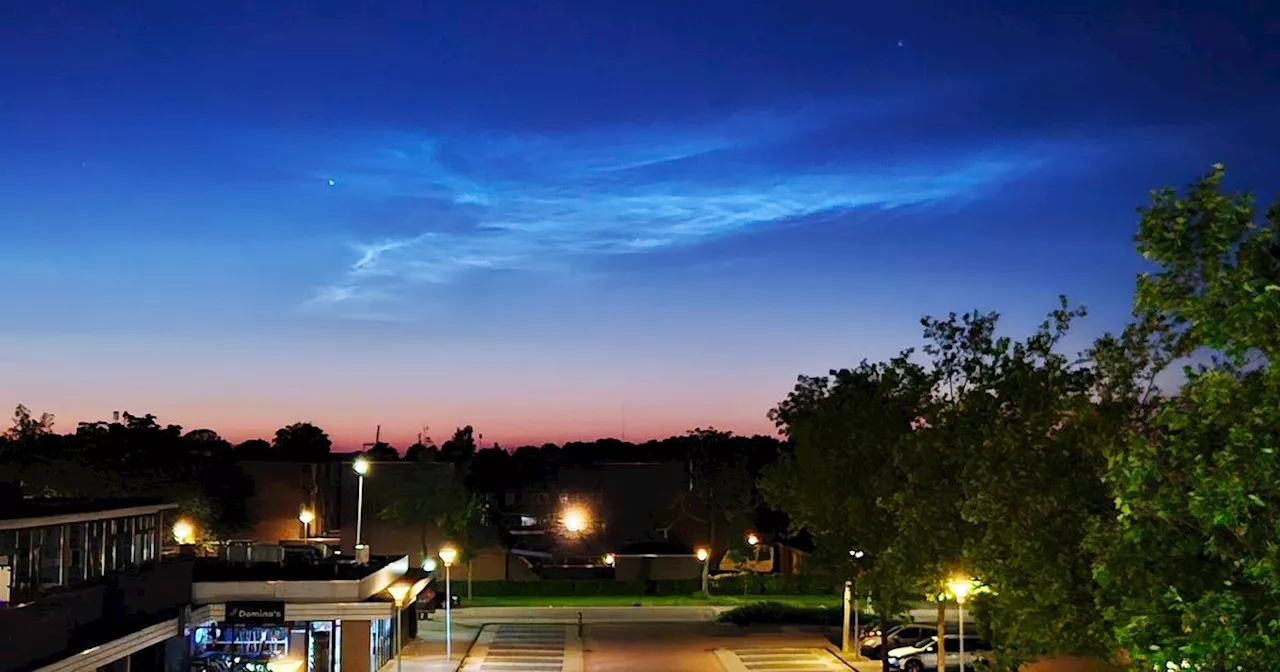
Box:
422, 558, 437, 572
172, 518, 195, 545
298, 508, 315, 538
603, 552, 615, 566
744, 533, 761, 595
695, 547, 710, 597
947, 576, 975, 672
439, 545, 458, 662
561, 506, 589, 534
353, 457, 370, 560
845, 549, 866, 654
387, 583, 412, 672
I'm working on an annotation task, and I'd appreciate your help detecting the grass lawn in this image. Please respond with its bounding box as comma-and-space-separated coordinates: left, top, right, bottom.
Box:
463, 594, 842, 608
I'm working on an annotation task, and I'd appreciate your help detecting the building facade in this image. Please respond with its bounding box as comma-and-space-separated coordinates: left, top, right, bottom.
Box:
0, 498, 191, 672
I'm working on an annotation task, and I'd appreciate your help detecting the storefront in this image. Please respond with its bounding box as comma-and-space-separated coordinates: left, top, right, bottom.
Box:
187, 602, 407, 672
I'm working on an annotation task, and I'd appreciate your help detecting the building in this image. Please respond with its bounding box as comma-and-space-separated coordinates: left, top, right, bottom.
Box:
185, 549, 428, 672
0, 497, 192, 672
496, 462, 704, 578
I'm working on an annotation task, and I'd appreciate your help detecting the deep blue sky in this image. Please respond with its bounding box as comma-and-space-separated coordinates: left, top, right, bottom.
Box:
2, 1, 1278, 447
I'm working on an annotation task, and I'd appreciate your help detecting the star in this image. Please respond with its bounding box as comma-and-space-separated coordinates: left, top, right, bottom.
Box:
327, 179, 335, 186
897, 39, 904, 47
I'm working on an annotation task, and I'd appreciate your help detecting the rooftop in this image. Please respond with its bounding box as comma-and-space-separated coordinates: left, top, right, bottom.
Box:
191, 555, 401, 583
0, 497, 177, 529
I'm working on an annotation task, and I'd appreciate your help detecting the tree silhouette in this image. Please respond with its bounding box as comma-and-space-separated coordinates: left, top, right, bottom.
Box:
272, 422, 332, 461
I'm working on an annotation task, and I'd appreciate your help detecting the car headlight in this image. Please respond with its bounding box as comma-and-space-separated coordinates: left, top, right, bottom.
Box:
887, 657, 900, 667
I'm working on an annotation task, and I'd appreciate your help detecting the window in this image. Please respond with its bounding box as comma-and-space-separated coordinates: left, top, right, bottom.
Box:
558, 493, 568, 504
533, 493, 549, 505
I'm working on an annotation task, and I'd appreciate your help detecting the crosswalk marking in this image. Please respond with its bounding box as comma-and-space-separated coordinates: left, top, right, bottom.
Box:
462, 624, 577, 671
715, 647, 849, 672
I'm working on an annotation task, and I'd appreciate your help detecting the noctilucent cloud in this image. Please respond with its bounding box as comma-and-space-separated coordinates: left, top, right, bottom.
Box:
2, 1, 1278, 449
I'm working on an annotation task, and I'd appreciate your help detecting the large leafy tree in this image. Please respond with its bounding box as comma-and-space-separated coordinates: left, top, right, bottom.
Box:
272, 422, 332, 461
1091, 165, 1280, 669
762, 356, 935, 628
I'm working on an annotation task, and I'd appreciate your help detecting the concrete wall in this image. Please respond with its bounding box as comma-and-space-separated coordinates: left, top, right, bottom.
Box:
239, 462, 327, 543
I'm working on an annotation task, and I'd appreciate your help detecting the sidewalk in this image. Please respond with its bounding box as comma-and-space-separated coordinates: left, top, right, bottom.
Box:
376, 617, 481, 672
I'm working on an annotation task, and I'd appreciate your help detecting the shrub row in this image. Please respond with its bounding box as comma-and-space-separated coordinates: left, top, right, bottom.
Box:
710, 573, 840, 595
466, 579, 703, 596
717, 602, 841, 626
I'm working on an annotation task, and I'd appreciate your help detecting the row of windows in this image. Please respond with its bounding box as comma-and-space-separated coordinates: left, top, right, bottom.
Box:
0, 514, 160, 604
503, 491, 606, 506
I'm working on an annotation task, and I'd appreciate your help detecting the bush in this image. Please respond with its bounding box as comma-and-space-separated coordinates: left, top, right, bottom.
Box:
467, 579, 702, 597
718, 602, 842, 626
710, 573, 840, 595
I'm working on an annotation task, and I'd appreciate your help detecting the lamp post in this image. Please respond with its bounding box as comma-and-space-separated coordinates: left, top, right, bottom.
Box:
695, 547, 710, 597
947, 577, 975, 672
439, 545, 458, 661
744, 533, 760, 595
353, 457, 370, 559
387, 583, 412, 672
298, 509, 315, 539
848, 549, 865, 652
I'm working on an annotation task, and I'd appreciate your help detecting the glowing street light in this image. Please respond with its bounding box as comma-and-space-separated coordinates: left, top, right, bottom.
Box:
353, 457, 371, 560
695, 546, 710, 597
298, 508, 315, 538
422, 557, 437, 572
561, 506, 589, 534
603, 552, 615, 566
745, 532, 759, 547
172, 518, 196, 545
743, 532, 762, 595
948, 576, 976, 672
386, 583, 413, 672
439, 545, 458, 661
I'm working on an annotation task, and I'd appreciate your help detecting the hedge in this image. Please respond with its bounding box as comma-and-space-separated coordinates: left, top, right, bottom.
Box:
710, 573, 841, 595
465, 574, 839, 597
466, 579, 703, 597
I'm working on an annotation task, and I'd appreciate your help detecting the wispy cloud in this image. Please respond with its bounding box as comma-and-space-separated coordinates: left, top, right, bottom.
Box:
303, 110, 1055, 315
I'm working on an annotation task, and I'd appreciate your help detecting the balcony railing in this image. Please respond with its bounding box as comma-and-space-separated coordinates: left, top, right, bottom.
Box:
0, 557, 193, 672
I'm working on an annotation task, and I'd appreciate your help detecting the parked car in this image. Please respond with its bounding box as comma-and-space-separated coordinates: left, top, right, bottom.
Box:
886, 634, 992, 671
861, 623, 939, 660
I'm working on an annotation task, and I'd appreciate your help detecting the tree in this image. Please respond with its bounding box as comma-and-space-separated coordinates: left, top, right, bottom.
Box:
900, 303, 1118, 666
272, 422, 332, 461
378, 460, 472, 563
762, 356, 936, 637
364, 441, 400, 461
234, 438, 272, 460
5, 404, 55, 442
1091, 165, 1280, 670
404, 440, 439, 463
440, 426, 478, 464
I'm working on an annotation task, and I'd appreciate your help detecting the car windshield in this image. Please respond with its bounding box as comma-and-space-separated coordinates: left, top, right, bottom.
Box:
912, 636, 938, 649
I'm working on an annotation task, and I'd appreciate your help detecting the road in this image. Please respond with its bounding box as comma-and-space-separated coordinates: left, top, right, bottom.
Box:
583, 623, 848, 672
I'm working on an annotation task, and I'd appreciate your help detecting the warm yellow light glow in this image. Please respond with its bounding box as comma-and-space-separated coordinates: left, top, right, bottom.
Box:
298, 509, 315, 525
561, 506, 589, 533
352, 457, 370, 476
947, 576, 975, 604
696, 547, 709, 562
438, 545, 458, 566
387, 583, 412, 606
604, 552, 615, 566
746, 532, 759, 546
267, 659, 304, 672
172, 518, 195, 544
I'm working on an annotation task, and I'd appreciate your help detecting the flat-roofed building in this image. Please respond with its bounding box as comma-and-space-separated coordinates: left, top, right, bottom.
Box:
0, 497, 193, 672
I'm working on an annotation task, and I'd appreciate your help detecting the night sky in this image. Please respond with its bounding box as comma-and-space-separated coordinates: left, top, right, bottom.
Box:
2, 1, 1278, 448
